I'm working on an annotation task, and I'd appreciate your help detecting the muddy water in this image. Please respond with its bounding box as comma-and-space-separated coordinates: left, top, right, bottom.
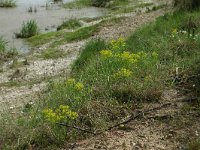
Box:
0, 0, 106, 53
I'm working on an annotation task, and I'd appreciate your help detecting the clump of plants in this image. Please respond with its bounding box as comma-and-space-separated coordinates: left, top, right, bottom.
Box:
0, 37, 6, 54
57, 19, 82, 31
0, 37, 18, 63
15, 20, 39, 38
0, 0, 16, 7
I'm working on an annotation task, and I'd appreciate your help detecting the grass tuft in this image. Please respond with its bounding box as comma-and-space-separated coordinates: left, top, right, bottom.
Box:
15, 20, 39, 38
0, 0, 16, 7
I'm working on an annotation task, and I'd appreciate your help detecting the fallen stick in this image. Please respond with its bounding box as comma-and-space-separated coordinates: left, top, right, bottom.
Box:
57, 102, 172, 135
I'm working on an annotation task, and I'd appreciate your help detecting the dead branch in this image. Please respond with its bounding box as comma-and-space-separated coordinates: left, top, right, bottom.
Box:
57, 103, 172, 135
104, 102, 172, 132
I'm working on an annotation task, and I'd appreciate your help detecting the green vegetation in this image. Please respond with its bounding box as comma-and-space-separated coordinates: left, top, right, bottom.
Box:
15, 20, 39, 38
40, 48, 67, 59
28, 24, 100, 47
0, 37, 6, 53
72, 38, 107, 72
64, 0, 92, 8
174, 0, 200, 10
0, 0, 16, 7
1, 5, 200, 150
57, 19, 82, 31
0, 37, 18, 64
27, 31, 64, 47
64, 0, 128, 8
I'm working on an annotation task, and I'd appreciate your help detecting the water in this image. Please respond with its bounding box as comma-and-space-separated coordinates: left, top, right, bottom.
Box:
0, 0, 106, 53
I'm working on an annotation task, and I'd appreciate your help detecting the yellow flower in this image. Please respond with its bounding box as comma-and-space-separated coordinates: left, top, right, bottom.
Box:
110, 38, 126, 51
43, 109, 60, 123
114, 68, 133, 78
43, 105, 78, 123
119, 51, 139, 64
100, 50, 113, 57
75, 82, 84, 90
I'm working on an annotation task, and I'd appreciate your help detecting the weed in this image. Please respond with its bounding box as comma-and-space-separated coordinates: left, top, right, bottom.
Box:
15, 20, 39, 38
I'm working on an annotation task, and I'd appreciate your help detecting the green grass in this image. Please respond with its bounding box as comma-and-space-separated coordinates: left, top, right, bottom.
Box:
64, 0, 92, 8
28, 24, 100, 47
50, 24, 100, 47
27, 17, 126, 48
57, 19, 82, 31
64, 0, 129, 8
1, 9, 200, 149
0, 38, 18, 64
15, 20, 39, 38
0, 37, 6, 54
27, 31, 64, 47
72, 38, 107, 72
40, 48, 67, 59
0, 0, 16, 7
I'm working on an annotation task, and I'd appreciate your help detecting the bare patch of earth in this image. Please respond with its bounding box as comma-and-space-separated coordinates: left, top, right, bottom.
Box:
65, 90, 200, 150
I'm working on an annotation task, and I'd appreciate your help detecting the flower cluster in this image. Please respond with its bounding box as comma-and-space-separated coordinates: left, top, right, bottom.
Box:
67, 78, 84, 91
110, 37, 126, 51
119, 51, 140, 64
43, 105, 78, 123
75, 82, 84, 91
113, 68, 133, 78
100, 50, 113, 58
99, 38, 153, 80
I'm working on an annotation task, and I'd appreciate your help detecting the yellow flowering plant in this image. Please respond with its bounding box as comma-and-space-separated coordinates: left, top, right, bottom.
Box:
113, 68, 133, 78
43, 105, 78, 124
